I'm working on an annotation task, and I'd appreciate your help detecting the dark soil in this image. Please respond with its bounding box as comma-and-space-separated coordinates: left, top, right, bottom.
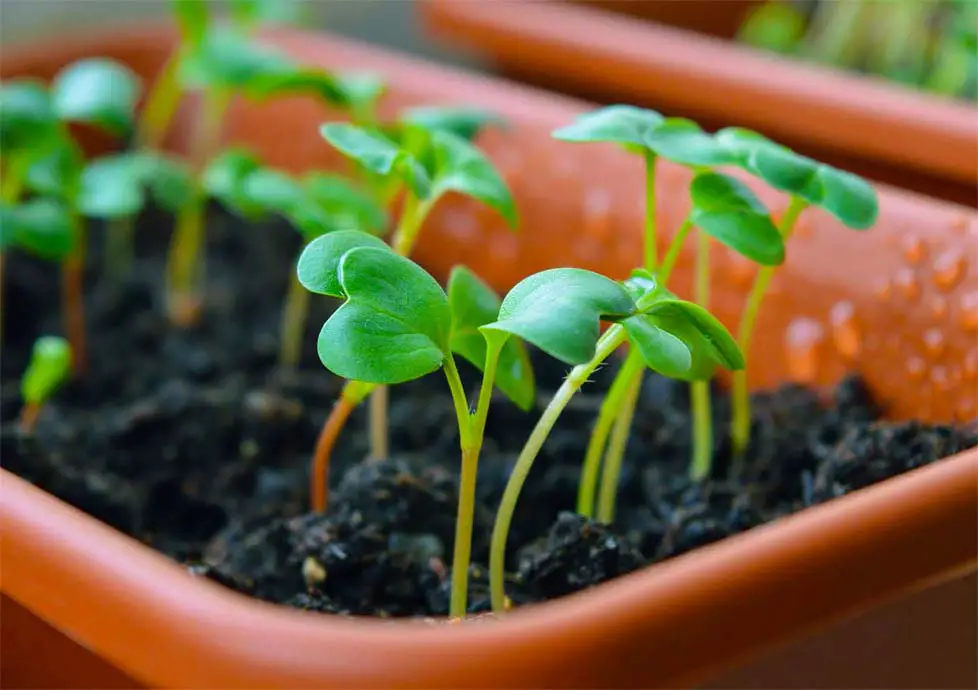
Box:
2, 208, 975, 617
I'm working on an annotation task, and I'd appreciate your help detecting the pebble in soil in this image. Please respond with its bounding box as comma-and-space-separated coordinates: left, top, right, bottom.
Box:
1, 209, 975, 617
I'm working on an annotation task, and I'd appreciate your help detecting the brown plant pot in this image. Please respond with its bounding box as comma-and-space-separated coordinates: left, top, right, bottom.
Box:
2, 23, 977, 690
419, 0, 978, 208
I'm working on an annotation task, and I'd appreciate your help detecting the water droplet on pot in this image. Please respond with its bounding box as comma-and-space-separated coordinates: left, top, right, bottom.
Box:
829, 301, 860, 360
906, 356, 926, 380
956, 396, 975, 420
893, 268, 920, 300
930, 366, 951, 392
903, 235, 925, 265
932, 297, 948, 318
584, 188, 613, 241
933, 250, 965, 291
922, 329, 946, 358
960, 292, 978, 331
873, 278, 892, 301
785, 318, 824, 384
964, 351, 978, 381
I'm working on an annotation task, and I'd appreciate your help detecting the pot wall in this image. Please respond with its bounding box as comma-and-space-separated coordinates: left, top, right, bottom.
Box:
1, 23, 976, 690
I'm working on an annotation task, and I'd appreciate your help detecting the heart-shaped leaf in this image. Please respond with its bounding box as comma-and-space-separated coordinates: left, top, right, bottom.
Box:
623, 316, 692, 379
429, 130, 518, 229
448, 265, 535, 411
643, 299, 744, 371
0, 199, 76, 260
401, 106, 506, 142
179, 27, 295, 91
296, 229, 391, 297
552, 104, 663, 153
644, 119, 739, 167
138, 152, 195, 212
203, 148, 263, 216
76, 154, 147, 219
481, 268, 636, 365
690, 172, 784, 265
750, 145, 822, 202
21, 336, 72, 404
51, 58, 141, 135
25, 137, 83, 199
714, 127, 782, 164
815, 166, 879, 229
0, 79, 58, 153
320, 123, 431, 199
317, 247, 451, 384
303, 173, 389, 235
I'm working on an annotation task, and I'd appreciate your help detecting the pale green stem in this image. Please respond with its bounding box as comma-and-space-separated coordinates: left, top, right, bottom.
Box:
689, 230, 713, 482
595, 361, 643, 524
644, 152, 658, 272
658, 216, 693, 285
490, 325, 629, 612
278, 264, 310, 369
576, 348, 645, 517
731, 196, 808, 460
136, 49, 183, 150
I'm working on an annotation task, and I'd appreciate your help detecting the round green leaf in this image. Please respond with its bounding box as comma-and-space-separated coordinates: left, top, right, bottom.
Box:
447, 265, 535, 411
815, 166, 879, 229
643, 298, 744, 371
202, 148, 263, 216
481, 268, 636, 365
296, 229, 391, 297
21, 336, 72, 405
320, 123, 431, 199
51, 58, 141, 135
429, 129, 518, 230
690, 172, 784, 265
316, 247, 450, 384
76, 154, 146, 219
644, 119, 739, 167
623, 315, 692, 379
552, 104, 663, 153
241, 169, 305, 213
178, 27, 295, 91
750, 145, 821, 202
401, 106, 506, 142
0, 79, 58, 153
303, 172, 389, 235
1, 199, 76, 260
714, 127, 782, 164
138, 152, 195, 212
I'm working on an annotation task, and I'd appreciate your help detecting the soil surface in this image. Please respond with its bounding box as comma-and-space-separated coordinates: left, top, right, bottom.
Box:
2, 209, 975, 617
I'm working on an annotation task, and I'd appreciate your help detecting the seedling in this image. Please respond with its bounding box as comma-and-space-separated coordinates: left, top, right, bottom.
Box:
553, 106, 781, 508
482, 265, 744, 612
203, 147, 388, 367
712, 127, 878, 462
297, 231, 533, 617
0, 58, 140, 370
19, 336, 72, 433
308, 120, 516, 493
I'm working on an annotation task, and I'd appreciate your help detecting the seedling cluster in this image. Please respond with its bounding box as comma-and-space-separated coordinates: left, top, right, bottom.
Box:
3, 0, 880, 621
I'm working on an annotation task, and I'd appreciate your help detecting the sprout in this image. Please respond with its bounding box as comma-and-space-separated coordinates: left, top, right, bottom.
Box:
19, 336, 72, 433
297, 231, 533, 617
713, 127, 878, 462
309, 119, 516, 480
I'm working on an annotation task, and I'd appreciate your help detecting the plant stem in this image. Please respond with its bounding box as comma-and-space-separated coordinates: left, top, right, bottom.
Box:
1, 155, 28, 344
164, 88, 230, 327
689, 230, 713, 482
730, 196, 808, 461
278, 262, 310, 368
490, 324, 629, 612
136, 50, 183, 150
367, 385, 390, 460
644, 152, 658, 272
105, 217, 136, 281
658, 216, 693, 285
310, 380, 372, 513
19, 401, 41, 434
577, 347, 645, 517
62, 214, 86, 376
595, 360, 643, 524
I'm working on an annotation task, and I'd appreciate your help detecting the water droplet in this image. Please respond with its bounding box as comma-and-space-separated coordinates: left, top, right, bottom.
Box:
785, 318, 824, 384
906, 356, 926, 380
893, 268, 919, 300
829, 301, 860, 360
922, 329, 946, 358
964, 351, 978, 381
932, 297, 948, 318
956, 396, 975, 421
903, 236, 925, 265
930, 366, 951, 392
873, 278, 891, 301
933, 250, 966, 292
960, 292, 978, 332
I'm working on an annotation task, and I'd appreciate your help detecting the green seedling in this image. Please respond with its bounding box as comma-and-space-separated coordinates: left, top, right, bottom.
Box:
553, 106, 777, 507
297, 231, 533, 617
203, 147, 388, 367
712, 127, 878, 463
0, 58, 140, 371
19, 336, 72, 433
483, 266, 743, 612
309, 120, 516, 489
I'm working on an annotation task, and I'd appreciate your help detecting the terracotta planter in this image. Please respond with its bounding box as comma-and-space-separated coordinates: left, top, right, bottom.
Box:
419, 0, 978, 208
2, 23, 977, 690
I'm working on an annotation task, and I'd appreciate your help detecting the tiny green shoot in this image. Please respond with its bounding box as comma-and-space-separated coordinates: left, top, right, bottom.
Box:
19, 336, 72, 433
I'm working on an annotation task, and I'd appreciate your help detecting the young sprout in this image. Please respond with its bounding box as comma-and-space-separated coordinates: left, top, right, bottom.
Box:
0, 58, 140, 371
297, 231, 533, 617
482, 266, 743, 612
713, 127, 878, 462
309, 120, 516, 488
203, 147, 388, 367
19, 336, 72, 434
553, 106, 770, 507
